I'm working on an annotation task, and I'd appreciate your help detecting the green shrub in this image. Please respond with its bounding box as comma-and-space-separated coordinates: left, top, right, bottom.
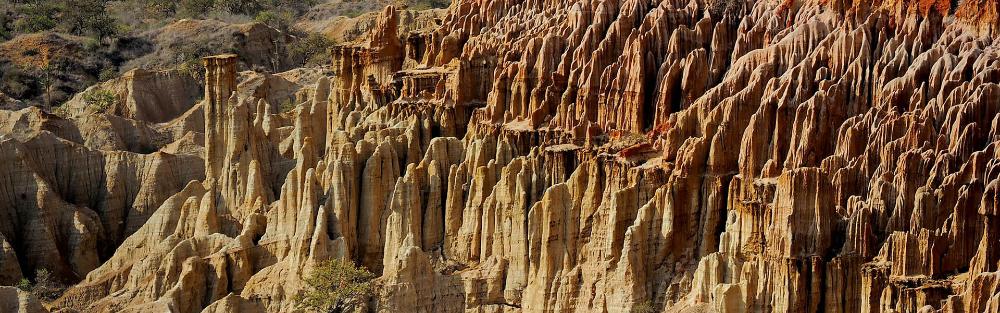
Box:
631, 301, 655, 313
83, 38, 102, 51
279, 99, 297, 113
343, 8, 364, 18
0, 9, 12, 40
16, 278, 32, 291
177, 0, 216, 18
296, 259, 375, 313
51, 105, 71, 117
255, 9, 294, 32
125, 0, 178, 20
290, 32, 335, 67
408, 0, 451, 11
17, 268, 66, 302
214, 0, 265, 16
83, 88, 116, 112
0, 63, 41, 101
58, 0, 119, 39
99, 67, 118, 82
13, 4, 57, 34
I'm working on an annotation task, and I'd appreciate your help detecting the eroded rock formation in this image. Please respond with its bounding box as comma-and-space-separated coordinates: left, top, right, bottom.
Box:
1, 0, 1000, 312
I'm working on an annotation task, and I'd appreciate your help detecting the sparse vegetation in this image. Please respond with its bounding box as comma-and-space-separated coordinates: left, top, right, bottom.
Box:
290, 32, 336, 67
255, 9, 294, 32
0, 0, 437, 108
16, 277, 32, 291
1, 0, 119, 40
406, 0, 450, 11
83, 88, 117, 112
296, 259, 376, 313
61, 0, 120, 39
631, 301, 655, 313
1, 0, 324, 42
0, 63, 40, 101
10, 4, 57, 34
51, 104, 72, 117
16, 268, 67, 303
279, 99, 297, 113
152, 0, 320, 22
99, 67, 119, 82
342, 7, 365, 18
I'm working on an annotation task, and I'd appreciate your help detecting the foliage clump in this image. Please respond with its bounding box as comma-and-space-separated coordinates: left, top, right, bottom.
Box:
290, 32, 336, 67
16, 268, 66, 303
631, 300, 655, 313
83, 88, 116, 112
1, 0, 119, 40
279, 99, 298, 113
407, 0, 451, 11
296, 259, 376, 313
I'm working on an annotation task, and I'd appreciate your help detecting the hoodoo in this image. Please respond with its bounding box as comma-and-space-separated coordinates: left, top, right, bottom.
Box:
1, 0, 999, 312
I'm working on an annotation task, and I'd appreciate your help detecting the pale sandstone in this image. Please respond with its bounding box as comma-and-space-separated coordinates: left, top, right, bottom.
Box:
0, 1, 993, 313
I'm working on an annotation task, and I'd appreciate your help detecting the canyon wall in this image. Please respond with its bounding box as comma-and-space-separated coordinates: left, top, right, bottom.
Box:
0, 0, 999, 312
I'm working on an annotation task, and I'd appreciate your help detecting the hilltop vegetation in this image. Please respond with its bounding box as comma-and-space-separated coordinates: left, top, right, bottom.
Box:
0, 0, 449, 108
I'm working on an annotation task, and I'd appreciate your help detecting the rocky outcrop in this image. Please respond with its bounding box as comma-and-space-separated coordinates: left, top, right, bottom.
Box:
297, 5, 446, 45
0, 128, 204, 285
125, 19, 300, 73
0, 286, 47, 313
0, 32, 115, 107
61, 68, 201, 123
0, 72, 206, 288
1, 1, 998, 313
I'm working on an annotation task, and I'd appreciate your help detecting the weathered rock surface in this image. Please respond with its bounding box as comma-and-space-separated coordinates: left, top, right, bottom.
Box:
3, 1, 1000, 313
124, 19, 301, 73
61, 68, 201, 123
0, 286, 47, 313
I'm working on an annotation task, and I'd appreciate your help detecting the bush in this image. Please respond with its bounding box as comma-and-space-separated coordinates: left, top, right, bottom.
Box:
99, 67, 118, 82
17, 268, 66, 302
8, 0, 117, 39
255, 9, 294, 32
290, 32, 335, 67
83, 88, 116, 112
296, 259, 375, 313
124, 0, 178, 21
83, 38, 102, 51
342, 7, 364, 18
0, 63, 39, 100
51, 105, 72, 117
279, 99, 297, 113
0, 9, 12, 40
408, 0, 451, 11
12, 4, 57, 34
58, 0, 119, 39
177, 0, 216, 18
214, 0, 265, 16
631, 301, 655, 313
16, 278, 32, 291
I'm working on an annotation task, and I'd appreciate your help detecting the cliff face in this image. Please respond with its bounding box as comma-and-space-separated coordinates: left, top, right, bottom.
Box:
1, 0, 1000, 312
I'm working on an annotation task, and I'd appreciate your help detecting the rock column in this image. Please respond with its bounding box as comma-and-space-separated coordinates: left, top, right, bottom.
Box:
203, 54, 238, 179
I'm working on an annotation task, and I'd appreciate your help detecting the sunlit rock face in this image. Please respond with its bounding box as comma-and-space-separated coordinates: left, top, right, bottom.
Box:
2, 0, 1000, 312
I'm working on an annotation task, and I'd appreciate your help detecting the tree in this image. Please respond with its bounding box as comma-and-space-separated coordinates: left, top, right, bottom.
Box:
290, 32, 335, 67
11, 2, 57, 34
296, 259, 376, 313
177, 0, 215, 18
254, 9, 293, 32
213, 0, 264, 15
58, 0, 118, 39
16, 268, 65, 302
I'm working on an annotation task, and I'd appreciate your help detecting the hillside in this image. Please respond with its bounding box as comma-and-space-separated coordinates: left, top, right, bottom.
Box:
2, 0, 1000, 312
